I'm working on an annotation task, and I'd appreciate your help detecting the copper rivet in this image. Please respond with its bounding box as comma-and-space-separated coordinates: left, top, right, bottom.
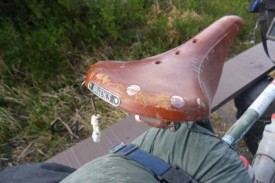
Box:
171, 96, 185, 108
126, 85, 141, 96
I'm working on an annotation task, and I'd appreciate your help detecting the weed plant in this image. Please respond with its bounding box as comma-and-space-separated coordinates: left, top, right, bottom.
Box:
0, 0, 257, 169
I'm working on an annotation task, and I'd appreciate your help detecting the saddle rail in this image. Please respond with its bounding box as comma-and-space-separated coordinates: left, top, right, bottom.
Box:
85, 16, 244, 127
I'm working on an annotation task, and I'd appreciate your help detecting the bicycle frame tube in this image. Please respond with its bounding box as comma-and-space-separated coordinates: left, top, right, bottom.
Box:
222, 79, 275, 146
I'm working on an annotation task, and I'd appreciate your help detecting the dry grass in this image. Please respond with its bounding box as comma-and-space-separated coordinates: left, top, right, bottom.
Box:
0, 72, 126, 169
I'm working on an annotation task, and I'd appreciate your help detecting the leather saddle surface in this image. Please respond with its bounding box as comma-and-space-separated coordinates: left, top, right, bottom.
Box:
85, 16, 244, 123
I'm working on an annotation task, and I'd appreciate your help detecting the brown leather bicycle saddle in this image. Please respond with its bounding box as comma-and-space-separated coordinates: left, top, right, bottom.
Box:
85, 16, 243, 126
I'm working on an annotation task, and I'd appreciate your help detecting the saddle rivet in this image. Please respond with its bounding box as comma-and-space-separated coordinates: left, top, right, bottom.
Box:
126, 85, 141, 96
171, 96, 185, 108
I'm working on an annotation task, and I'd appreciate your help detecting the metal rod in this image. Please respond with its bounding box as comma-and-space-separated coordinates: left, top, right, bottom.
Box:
222, 79, 275, 146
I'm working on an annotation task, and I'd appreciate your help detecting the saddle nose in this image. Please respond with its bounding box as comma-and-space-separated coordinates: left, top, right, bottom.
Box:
85, 16, 243, 123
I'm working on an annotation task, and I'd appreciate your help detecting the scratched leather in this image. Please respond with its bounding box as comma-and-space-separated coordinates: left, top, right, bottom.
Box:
85, 16, 244, 122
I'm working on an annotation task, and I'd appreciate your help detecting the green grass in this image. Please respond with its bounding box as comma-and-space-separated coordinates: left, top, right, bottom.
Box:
0, 0, 259, 169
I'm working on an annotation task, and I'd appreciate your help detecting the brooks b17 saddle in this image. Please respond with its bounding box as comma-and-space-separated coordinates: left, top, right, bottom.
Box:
85, 16, 243, 128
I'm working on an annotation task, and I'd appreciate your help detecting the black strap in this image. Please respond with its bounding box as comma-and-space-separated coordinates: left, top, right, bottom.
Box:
111, 143, 198, 183
258, 2, 275, 63
261, 28, 275, 62
260, 16, 275, 63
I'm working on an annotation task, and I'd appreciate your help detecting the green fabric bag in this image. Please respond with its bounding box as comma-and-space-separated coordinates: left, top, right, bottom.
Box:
61, 123, 251, 183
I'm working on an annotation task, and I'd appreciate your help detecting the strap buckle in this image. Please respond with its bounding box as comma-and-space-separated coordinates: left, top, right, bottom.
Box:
109, 142, 126, 154
110, 143, 138, 156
